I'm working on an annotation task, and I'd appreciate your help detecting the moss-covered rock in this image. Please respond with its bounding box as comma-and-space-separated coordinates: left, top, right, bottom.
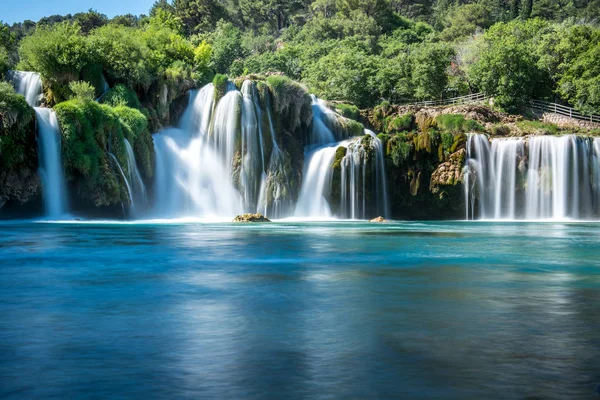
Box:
54, 99, 153, 212
233, 213, 271, 222
0, 83, 40, 212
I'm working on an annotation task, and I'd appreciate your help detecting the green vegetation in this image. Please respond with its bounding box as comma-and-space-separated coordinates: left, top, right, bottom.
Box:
435, 114, 484, 133
0, 82, 36, 169
69, 81, 95, 102
1, 0, 599, 115
54, 100, 153, 207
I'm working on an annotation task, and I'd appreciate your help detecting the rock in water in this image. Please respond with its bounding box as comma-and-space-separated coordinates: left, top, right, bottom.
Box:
233, 213, 271, 223
370, 216, 388, 223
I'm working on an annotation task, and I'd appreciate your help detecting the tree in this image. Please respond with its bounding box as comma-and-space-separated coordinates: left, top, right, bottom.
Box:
469, 19, 551, 111
172, 0, 229, 35
209, 20, 245, 73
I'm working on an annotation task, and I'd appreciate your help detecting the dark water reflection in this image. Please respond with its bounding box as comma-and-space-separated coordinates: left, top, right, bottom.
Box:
0, 221, 599, 399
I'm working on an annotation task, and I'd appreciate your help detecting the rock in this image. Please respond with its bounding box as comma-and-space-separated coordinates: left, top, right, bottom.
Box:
430, 148, 466, 193
370, 216, 388, 223
233, 213, 271, 223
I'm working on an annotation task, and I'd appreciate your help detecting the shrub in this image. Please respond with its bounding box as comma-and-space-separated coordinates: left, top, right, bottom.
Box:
335, 103, 359, 120
69, 81, 96, 102
101, 84, 142, 109
386, 113, 413, 132
212, 73, 229, 102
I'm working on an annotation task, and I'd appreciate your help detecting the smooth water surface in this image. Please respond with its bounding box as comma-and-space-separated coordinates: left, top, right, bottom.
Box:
1, 221, 599, 399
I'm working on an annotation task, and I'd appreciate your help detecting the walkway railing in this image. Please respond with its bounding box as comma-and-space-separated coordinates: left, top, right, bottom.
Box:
529, 99, 600, 124
405, 93, 488, 107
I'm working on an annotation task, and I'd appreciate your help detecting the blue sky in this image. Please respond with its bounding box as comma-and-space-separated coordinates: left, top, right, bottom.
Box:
1, 0, 156, 24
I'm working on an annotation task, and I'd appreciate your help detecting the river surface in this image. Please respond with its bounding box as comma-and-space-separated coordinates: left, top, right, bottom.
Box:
0, 220, 599, 399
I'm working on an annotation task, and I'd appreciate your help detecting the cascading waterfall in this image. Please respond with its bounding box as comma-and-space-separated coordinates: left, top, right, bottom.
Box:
295, 143, 347, 219
10, 71, 69, 217
295, 106, 390, 219
8, 71, 43, 107
124, 139, 148, 214
340, 131, 390, 219
108, 152, 134, 215
465, 133, 600, 220
35, 108, 68, 218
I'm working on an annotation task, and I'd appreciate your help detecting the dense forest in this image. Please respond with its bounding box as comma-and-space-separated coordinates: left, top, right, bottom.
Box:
2, 0, 600, 114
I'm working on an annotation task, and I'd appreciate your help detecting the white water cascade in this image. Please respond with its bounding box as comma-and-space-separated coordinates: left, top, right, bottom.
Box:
9, 71, 69, 217
108, 152, 134, 215
35, 108, 68, 217
8, 71, 43, 107
295, 103, 390, 219
465, 134, 600, 220
124, 139, 148, 215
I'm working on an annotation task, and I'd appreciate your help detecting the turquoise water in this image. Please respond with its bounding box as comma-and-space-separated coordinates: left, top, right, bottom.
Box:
1, 220, 599, 399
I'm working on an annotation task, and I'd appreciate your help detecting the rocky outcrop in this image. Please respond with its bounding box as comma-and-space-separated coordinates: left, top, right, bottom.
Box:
233, 213, 271, 223
430, 149, 465, 192
0, 84, 41, 214
370, 216, 388, 222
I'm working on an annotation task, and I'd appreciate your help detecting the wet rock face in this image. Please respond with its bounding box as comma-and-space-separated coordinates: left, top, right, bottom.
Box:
233, 213, 272, 223
0, 169, 40, 209
430, 148, 465, 192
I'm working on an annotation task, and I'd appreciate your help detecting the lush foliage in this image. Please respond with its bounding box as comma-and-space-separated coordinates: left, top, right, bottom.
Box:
0, 82, 36, 169
2, 0, 600, 115
54, 100, 153, 207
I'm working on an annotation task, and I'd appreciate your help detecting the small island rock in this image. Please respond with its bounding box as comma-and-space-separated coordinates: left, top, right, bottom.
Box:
370, 216, 388, 223
233, 213, 271, 223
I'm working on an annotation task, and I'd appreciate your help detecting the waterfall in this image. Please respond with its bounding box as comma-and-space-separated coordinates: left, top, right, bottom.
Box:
295, 126, 389, 219
124, 139, 148, 214
10, 70, 69, 218
8, 71, 43, 107
340, 131, 390, 219
35, 108, 68, 218
295, 143, 346, 218
108, 152, 134, 215
465, 134, 600, 220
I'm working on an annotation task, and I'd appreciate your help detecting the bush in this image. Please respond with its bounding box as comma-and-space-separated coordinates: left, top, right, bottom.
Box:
101, 84, 142, 109
436, 114, 485, 132
212, 73, 229, 101
69, 81, 95, 102
334, 103, 359, 120
386, 113, 413, 132
491, 124, 511, 136
0, 82, 36, 170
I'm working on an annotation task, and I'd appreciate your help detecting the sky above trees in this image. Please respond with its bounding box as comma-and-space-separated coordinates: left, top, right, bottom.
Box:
1, 0, 154, 24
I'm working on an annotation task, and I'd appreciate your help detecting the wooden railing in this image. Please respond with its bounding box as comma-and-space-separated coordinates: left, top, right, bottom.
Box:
405, 93, 488, 107
529, 99, 600, 124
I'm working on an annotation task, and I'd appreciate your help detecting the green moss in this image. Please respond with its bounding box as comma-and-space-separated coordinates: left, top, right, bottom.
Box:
450, 133, 467, 152
332, 146, 347, 169
416, 113, 436, 132
344, 119, 365, 137
414, 132, 432, 153
387, 133, 412, 167
213, 73, 229, 103
266, 75, 312, 135
335, 103, 359, 120
54, 99, 154, 208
